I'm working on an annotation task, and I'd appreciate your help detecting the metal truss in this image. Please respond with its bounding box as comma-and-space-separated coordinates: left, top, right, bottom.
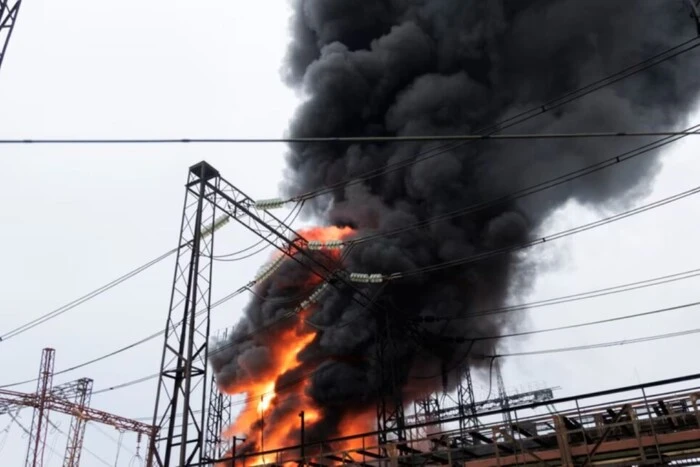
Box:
0, 388, 154, 435
0, 0, 21, 74
203, 373, 232, 463
375, 310, 407, 446
25, 348, 54, 467
150, 162, 220, 466
457, 365, 480, 441
62, 378, 93, 467
204, 331, 232, 463
197, 163, 411, 446
151, 162, 413, 462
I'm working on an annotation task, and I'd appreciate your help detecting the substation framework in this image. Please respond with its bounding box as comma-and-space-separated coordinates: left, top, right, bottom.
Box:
150, 161, 422, 466
150, 162, 700, 467
149, 162, 557, 466
0, 348, 155, 467
204, 374, 700, 467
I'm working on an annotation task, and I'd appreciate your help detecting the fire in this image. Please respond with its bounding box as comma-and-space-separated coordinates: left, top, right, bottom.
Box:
220, 226, 360, 466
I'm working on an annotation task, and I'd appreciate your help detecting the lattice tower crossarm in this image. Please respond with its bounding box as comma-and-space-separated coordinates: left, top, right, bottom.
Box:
0, 0, 21, 73
150, 162, 220, 467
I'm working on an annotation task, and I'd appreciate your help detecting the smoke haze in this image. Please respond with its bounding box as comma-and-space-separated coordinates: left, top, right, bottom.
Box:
211, 0, 700, 447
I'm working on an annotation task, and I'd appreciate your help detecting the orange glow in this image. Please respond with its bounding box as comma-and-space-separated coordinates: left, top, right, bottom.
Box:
299, 225, 354, 242
220, 225, 366, 466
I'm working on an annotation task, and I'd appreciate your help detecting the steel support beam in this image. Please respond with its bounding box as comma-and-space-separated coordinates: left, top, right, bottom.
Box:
150, 161, 220, 466
203, 372, 232, 463
0, 0, 21, 75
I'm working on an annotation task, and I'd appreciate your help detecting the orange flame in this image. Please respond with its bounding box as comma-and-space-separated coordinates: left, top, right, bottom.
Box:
220, 226, 359, 466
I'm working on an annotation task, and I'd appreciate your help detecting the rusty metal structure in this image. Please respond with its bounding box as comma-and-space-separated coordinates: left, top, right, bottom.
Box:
0, 348, 155, 466
197, 372, 700, 467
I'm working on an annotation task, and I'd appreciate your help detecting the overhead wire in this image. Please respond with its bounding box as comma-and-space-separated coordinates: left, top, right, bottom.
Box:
8, 180, 700, 392
213, 202, 303, 261
383, 184, 700, 280
486, 327, 700, 359
415, 265, 700, 321
346, 122, 700, 247
47, 419, 113, 467
291, 36, 700, 202
1, 131, 700, 146
0, 247, 178, 343
4, 172, 699, 393
5, 34, 700, 415
442, 300, 700, 343
117, 299, 700, 414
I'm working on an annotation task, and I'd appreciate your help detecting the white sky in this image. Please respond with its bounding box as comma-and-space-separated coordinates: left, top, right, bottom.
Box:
1, 1, 700, 465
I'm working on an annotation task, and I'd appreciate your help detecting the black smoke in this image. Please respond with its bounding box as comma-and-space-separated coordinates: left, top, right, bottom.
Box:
211, 0, 700, 444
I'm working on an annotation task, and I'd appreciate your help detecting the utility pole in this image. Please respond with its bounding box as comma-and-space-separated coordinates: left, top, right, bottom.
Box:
0, 0, 22, 74
25, 348, 55, 467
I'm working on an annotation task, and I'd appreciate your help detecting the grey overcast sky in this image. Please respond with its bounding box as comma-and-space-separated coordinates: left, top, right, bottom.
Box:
1, 1, 700, 465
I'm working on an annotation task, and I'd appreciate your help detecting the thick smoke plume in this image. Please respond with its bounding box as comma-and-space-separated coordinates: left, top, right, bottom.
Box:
211, 0, 700, 450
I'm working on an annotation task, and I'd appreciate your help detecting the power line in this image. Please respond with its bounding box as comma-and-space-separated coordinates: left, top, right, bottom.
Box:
3, 178, 698, 392
291, 37, 700, 202
348, 122, 700, 246
444, 300, 700, 343
385, 184, 700, 280
487, 327, 700, 359
0, 130, 698, 146
0, 247, 177, 343
416, 265, 700, 322
98, 299, 700, 410
16, 178, 700, 393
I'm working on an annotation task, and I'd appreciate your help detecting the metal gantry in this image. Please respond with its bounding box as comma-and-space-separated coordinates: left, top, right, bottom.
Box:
150, 162, 220, 466
152, 162, 418, 463
0, 349, 154, 467
0, 0, 21, 74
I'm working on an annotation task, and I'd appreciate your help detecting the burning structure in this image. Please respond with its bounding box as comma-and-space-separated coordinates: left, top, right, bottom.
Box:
208, 0, 700, 462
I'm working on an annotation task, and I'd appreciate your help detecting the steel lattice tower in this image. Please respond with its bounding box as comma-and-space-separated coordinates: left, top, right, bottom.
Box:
0, 0, 21, 73
150, 162, 220, 466
152, 161, 406, 465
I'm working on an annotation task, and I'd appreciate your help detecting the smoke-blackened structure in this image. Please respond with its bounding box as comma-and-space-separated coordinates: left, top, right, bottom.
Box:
211, 0, 700, 453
